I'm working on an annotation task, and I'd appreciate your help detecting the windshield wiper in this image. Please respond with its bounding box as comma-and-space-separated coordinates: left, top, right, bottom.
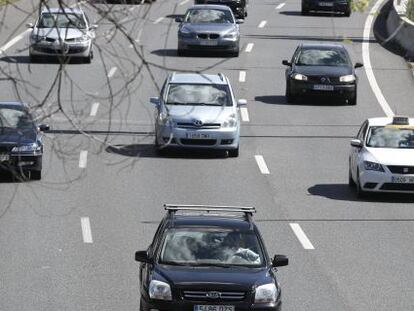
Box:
192, 263, 232, 268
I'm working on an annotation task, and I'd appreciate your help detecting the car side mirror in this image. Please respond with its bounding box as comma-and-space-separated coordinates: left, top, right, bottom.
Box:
89, 24, 98, 30
175, 16, 184, 23
38, 124, 50, 132
135, 251, 152, 263
237, 99, 247, 107
236, 19, 244, 24
350, 138, 363, 148
150, 97, 160, 105
272, 255, 288, 267
282, 60, 291, 66
354, 62, 363, 69
26, 22, 34, 28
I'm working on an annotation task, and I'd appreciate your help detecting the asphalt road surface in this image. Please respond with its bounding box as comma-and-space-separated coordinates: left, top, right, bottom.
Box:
1, 0, 414, 310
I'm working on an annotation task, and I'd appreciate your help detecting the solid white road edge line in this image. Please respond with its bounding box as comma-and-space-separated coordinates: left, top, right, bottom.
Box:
290, 223, 315, 250
255, 155, 270, 174
245, 43, 254, 53
276, 3, 286, 9
79, 150, 88, 168
258, 20, 267, 28
90, 102, 100, 117
154, 17, 164, 24
107, 67, 117, 78
240, 107, 250, 122
239, 70, 246, 82
363, 0, 394, 117
81, 217, 93, 244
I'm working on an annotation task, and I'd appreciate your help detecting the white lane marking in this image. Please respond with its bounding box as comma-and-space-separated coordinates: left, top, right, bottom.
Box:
79, 150, 88, 168
129, 6, 136, 11
258, 20, 267, 28
90, 102, 100, 117
81, 217, 93, 244
255, 155, 270, 174
245, 43, 254, 53
0, 29, 30, 54
107, 67, 117, 78
154, 17, 164, 24
240, 107, 250, 122
239, 70, 246, 82
290, 223, 315, 250
130, 29, 143, 48
362, 0, 394, 117
179, 0, 190, 5
276, 3, 286, 9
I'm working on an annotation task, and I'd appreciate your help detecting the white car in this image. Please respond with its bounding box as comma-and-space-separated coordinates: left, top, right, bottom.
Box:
27, 8, 97, 63
349, 116, 414, 196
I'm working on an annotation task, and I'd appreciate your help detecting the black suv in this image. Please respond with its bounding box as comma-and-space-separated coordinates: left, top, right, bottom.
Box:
135, 204, 288, 311
194, 0, 248, 18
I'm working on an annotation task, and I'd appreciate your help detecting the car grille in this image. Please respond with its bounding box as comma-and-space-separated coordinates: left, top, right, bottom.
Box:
387, 165, 414, 174
34, 46, 88, 54
180, 139, 217, 146
176, 122, 221, 129
45, 37, 56, 43
183, 290, 246, 301
197, 33, 220, 40
307, 76, 340, 83
380, 183, 414, 191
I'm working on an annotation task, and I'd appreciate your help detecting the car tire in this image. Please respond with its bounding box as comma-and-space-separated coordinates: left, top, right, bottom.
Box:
356, 171, 366, 198
231, 50, 240, 57
344, 6, 351, 17
348, 91, 357, 105
301, 6, 309, 15
177, 49, 186, 56
30, 54, 40, 63
31, 170, 42, 180
348, 167, 356, 188
228, 147, 239, 158
285, 82, 296, 103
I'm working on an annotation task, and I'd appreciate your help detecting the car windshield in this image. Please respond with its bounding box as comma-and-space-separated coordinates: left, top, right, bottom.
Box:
160, 228, 264, 267
366, 126, 414, 149
296, 48, 350, 66
185, 9, 234, 24
0, 108, 33, 130
166, 84, 231, 106
38, 13, 86, 29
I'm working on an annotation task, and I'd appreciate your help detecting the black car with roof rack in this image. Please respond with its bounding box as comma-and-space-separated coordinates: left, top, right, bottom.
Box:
135, 204, 288, 311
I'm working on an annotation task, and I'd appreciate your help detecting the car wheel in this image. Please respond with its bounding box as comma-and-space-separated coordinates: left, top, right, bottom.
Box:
356, 171, 366, 198
301, 6, 309, 15
31, 170, 42, 180
231, 49, 239, 57
285, 82, 296, 103
344, 6, 351, 17
228, 147, 239, 158
348, 91, 357, 105
30, 54, 40, 63
348, 167, 356, 188
177, 49, 186, 56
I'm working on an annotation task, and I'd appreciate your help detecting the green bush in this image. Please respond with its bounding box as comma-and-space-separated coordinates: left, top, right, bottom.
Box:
407, 0, 414, 22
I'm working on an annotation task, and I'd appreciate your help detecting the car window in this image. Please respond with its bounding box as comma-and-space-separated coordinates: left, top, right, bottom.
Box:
296, 48, 350, 66
166, 84, 231, 106
0, 108, 33, 129
366, 126, 414, 149
159, 228, 264, 267
357, 121, 368, 141
185, 9, 234, 24
38, 13, 86, 29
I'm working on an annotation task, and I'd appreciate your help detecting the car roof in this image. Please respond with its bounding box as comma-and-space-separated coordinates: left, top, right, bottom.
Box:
41, 7, 84, 14
300, 43, 346, 50
169, 73, 228, 85
0, 101, 27, 110
367, 117, 414, 126
167, 215, 255, 231
189, 4, 232, 11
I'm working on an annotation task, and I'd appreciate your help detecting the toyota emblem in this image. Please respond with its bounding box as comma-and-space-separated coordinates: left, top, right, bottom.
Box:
206, 291, 221, 299
194, 120, 203, 126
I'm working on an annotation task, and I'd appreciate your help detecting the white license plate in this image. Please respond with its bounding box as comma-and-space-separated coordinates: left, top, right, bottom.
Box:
313, 84, 334, 91
391, 176, 414, 183
0, 153, 9, 162
200, 40, 218, 46
194, 305, 235, 311
319, 1, 334, 6
186, 132, 210, 139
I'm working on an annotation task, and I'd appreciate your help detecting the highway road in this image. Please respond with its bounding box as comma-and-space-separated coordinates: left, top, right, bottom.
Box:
1, 0, 414, 310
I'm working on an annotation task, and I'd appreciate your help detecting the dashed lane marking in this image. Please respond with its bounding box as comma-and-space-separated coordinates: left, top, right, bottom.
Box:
107, 67, 117, 78
240, 107, 250, 122
90, 103, 100, 117
239, 70, 246, 82
276, 3, 286, 9
290, 223, 315, 250
245, 43, 254, 53
154, 17, 164, 24
258, 20, 267, 28
81, 217, 93, 244
255, 155, 270, 174
79, 150, 88, 169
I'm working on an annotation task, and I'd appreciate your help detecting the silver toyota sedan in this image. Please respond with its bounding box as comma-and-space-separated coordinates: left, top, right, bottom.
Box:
176, 5, 243, 57
151, 73, 246, 157
27, 8, 97, 63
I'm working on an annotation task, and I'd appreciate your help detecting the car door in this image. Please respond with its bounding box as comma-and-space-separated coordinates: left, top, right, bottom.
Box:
350, 120, 368, 178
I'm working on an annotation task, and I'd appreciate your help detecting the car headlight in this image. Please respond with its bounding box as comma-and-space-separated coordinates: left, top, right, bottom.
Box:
223, 31, 238, 39
222, 114, 238, 128
31, 34, 43, 42
339, 74, 356, 82
179, 27, 193, 38
12, 143, 41, 153
149, 280, 172, 301
363, 161, 384, 172
292, 73, 308, 81
254, 283, 277, 304
158, 113, 173, 126
74, 34, 89, 43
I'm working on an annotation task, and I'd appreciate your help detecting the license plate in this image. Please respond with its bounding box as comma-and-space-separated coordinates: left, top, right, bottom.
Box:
0, 153, 9, 162
313, 84, 334, 91
186, 132, 210, 139
200, 40, 218, 46
319, 1, 334, 6
194, 305, 235, 311
391, 176, 414, 183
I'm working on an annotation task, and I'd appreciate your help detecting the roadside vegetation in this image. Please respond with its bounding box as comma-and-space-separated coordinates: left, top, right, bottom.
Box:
407, 0, 414, 22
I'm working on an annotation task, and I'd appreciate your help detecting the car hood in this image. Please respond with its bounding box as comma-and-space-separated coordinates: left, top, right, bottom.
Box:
364, 147, 414, 166
32, 27, 87, 40
0, 128, 36, 145
294, 65, 352, 77
166, 105, 236, 124
181, 23, 237, 34
154, 265, 272, 290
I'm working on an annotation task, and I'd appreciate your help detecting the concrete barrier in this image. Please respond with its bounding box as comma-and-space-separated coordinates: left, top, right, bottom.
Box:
386, 0, 414, 60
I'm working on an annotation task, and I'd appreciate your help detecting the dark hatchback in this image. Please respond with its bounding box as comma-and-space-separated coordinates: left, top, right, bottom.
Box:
282, 43, 363, 105
194, 0, 248, 18
135, 205, 288, 311
0, 102, 49, 180
301, 0, 351, 16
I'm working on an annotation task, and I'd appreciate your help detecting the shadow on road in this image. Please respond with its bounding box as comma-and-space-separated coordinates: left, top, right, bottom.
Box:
279, 11, 348, 17
0, 55, 86, 65
254, 95, 349, 106
151, 49, 235, 58
243, 34, 376, 44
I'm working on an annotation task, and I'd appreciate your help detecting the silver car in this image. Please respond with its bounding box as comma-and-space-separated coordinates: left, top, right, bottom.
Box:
151, 73, 246, 157
176, 5, 243, 57
27, 8, 97, 63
